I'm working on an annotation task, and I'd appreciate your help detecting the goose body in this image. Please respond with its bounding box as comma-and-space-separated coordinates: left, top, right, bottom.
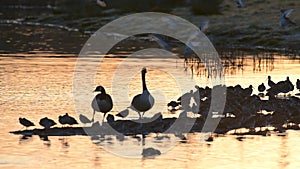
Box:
19, 117, 34, 128
130, 67, 154, 118
91, 86, 113, 122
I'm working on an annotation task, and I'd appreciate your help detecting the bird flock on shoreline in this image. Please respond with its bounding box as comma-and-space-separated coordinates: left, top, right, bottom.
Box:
19, 71, 300, 135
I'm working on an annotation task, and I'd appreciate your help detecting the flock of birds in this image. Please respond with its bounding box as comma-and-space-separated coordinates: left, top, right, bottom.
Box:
96, 0, 296, 28
19, 113, 78, 129
19, 67, 155, 129
19, 70, 300, 135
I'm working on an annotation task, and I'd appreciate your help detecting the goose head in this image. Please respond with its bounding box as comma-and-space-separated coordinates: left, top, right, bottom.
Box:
141, 67, 147, 74
94, 85, 106, 93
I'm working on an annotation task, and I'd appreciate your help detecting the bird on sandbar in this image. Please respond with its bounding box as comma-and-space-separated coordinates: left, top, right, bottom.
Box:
58, 113, 78, 127
280, 9, 296, 27
79, 114, 92, 125
19, 117, 34, 129
39, 117, 56, 129
296, 79, 300, 91
258, 83, 266, 93
91, 85, 113, 122
129, 67, 154, 119
116, 108, 129, 119
268, 76, 276, 88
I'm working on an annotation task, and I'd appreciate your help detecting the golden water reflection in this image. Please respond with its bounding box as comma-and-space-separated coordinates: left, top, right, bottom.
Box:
1, 54, 300, 168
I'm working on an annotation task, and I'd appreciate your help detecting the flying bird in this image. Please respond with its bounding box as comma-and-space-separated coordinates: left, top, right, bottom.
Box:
96, 0, 107, 7
232, 0, 244, 8
199, 20, 209, 32
280, 9, 296, 27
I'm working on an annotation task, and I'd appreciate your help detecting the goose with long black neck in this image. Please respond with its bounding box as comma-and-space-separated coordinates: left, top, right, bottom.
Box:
130, 67, 154, 119
91, 85, 113, 122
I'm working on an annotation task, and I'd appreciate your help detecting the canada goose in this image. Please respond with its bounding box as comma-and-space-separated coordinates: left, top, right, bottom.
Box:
91, 85, 113, 122
129, 67, 154, 119
19, 117, 34, 129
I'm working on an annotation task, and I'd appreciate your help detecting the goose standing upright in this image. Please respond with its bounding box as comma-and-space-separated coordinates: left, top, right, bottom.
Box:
130, 67, 154, 119
91, 85, 113, 122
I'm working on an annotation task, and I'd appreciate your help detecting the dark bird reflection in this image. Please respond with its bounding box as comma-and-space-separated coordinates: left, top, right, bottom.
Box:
19, 135, 33, 144
39, 135, 51, 146
142, 147, 161, 158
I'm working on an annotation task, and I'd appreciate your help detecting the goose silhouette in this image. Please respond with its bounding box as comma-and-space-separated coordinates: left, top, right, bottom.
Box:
91, 85, 113, 122
129, 67, 154, 119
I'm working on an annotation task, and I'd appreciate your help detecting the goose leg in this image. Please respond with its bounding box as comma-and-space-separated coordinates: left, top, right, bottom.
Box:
102, 113, 107, 123
138, 112, 142, 119
91, 110, 95, 123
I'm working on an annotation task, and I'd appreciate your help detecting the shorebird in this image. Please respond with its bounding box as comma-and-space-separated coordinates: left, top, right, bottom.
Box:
129, 67, 154, 119
268, 76, 276, 88
267, 76, 294, 97
19, 117, 34, 129
39, 117, 56, 129
79, 114, 92, 125
280, 9, 296, 27
296, 79, 300, 91
258, 83, 266, 93
58, 113, 78, 127
91, 85, 113, 122
116, 108, 129, 118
